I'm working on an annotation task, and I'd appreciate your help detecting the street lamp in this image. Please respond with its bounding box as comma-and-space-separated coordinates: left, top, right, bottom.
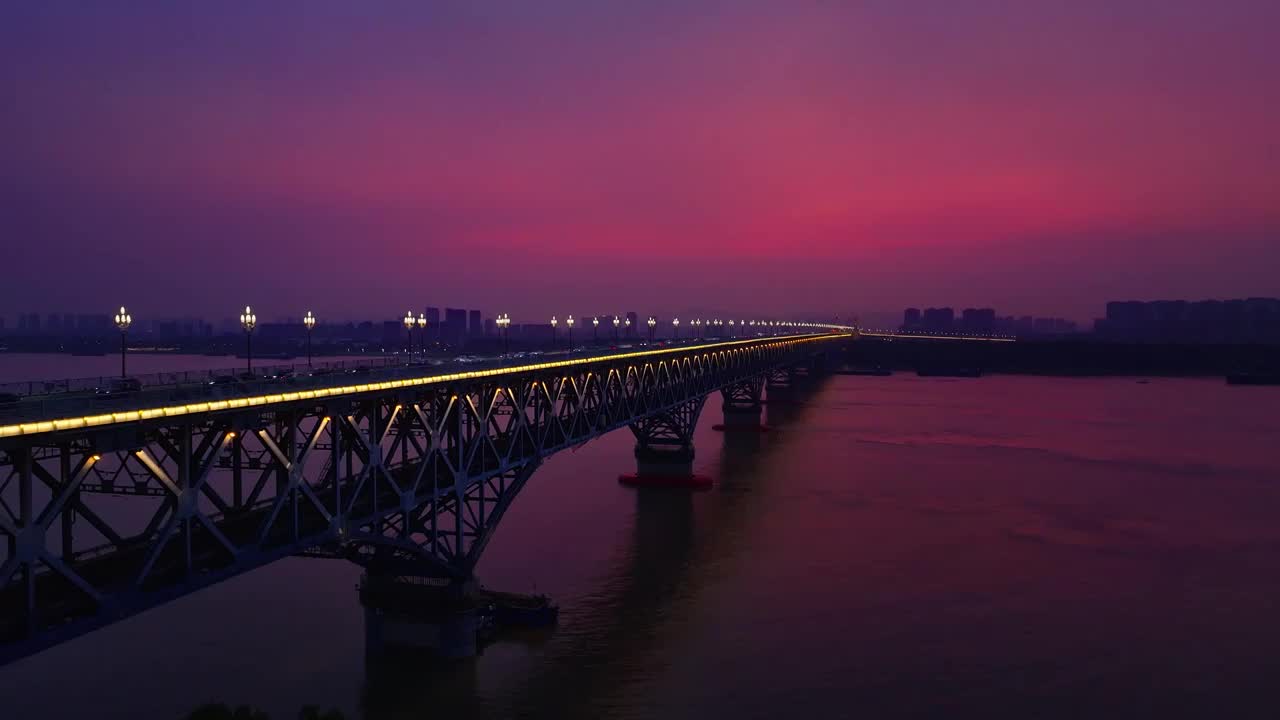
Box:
592, 316, 599, 344
728, 319, 735, 337
613, 315, 620, 342
113, 306, 131, 378
303, 310, 316, 366
647, 316, 656, 342
240, 306, 257, 374
625, 316, 632, 338
496, 313, 511, 354
672, 317, 680, 339
416, 313, 427, 361
551, 316, 558, 349
403, 311, 415, 362
566, 315, 575, 349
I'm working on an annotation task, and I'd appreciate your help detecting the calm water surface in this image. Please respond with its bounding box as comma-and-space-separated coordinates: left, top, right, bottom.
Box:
1, 355, 1278, 718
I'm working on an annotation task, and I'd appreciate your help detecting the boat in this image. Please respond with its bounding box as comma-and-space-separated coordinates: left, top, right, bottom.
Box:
478, 588, 560, 627
1226, 372, 1280, 386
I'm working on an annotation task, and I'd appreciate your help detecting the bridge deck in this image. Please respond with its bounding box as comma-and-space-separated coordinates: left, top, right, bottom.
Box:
0, 334, 842, 441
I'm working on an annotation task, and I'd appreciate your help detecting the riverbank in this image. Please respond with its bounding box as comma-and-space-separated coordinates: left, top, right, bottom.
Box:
845, 338, 1280, 377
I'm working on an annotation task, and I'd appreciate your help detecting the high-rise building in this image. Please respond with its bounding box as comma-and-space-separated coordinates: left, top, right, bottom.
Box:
468, 310, 482, 337
960, 308, 996, 334
921, 307, 954, 332
444, 308, 466, 345
903, 308, 921, 330
425, 307, 441, 342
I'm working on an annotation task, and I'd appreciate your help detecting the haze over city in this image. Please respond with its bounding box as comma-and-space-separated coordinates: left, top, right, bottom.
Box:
3, 1, 1277, 323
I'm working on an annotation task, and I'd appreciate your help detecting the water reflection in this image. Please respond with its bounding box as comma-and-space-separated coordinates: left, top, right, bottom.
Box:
359, 379, 830, 719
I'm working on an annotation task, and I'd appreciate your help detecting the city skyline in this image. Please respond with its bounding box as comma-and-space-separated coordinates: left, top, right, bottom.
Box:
3, 2, 1278, 323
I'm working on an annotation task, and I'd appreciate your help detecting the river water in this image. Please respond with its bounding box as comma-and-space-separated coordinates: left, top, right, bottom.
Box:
1, 354, 1279, 719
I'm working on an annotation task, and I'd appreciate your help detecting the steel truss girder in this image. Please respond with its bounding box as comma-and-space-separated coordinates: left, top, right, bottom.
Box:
721, 376, 765, 412
0, 335, 839, 663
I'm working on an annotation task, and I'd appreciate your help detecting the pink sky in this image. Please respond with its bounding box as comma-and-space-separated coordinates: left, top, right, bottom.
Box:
2, 1, 1277, 325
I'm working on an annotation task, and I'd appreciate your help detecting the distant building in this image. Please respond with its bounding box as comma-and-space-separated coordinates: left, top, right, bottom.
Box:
426, 307, 441, 341
1096, 297, 1279, 343
921, 307, 954, 332
444, 308, 467, 345
468, 310, 482, 337
902, 308, 921, 330
960, 308, 996, 334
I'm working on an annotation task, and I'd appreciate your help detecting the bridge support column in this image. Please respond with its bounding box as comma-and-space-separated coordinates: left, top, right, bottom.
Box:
713, 376, 768, 432
360, 573, 480, 659
766, 367, 795, 404
620, 397, 711, 489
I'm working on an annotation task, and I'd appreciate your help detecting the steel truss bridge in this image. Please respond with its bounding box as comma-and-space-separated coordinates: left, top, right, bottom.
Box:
0, 332, 848, 664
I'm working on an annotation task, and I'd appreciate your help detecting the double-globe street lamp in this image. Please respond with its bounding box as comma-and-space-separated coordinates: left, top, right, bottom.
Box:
403, 311, 415, 362
240, 306, 257, 374
416, 312, 427, 360
303, 310, 316, 366
592, 316, 599, 344
566, 315, 575, 350
612, 315, 620, 342
496, 313, 511, 354
647, 317, 656, 343
113, 306, 131, 378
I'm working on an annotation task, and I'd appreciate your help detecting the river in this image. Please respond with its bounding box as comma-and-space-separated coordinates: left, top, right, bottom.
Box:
1, 354, 1278, 718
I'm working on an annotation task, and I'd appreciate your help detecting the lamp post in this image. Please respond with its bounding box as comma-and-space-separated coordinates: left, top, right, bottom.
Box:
613, 315, 620, 342
416, 313, 427, 361
728, 319, 735, 337
592, 316, 599, 344
647, 316, 656, 342
625, 316, 632, 338
113, 306, 131, 378
403, 311, 415, 363
551, 316, 558, 349
240, 306, 257, 374
672, 317, 680, 339
496, 313, 511, 354
566, 315, 575, 350
303, 310, 316, 366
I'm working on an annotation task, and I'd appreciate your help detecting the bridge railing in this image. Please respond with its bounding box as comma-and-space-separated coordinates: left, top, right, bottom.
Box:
0, 335, 826, 431
0, 356, 409, 398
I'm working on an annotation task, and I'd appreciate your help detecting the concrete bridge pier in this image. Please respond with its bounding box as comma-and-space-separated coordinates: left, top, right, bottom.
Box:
620, 396, 711, 489
714, 376, 768, 432
360, 573, 481, 660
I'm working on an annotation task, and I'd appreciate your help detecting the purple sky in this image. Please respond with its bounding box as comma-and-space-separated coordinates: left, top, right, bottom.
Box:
2, 1, 1277, 325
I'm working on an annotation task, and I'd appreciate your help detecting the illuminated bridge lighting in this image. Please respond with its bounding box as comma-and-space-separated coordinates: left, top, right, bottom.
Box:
0, 332, 851, 440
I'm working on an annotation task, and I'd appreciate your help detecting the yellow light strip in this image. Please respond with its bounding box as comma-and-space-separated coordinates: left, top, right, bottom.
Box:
859, 331, 1016, 343
0, 333, 848, 439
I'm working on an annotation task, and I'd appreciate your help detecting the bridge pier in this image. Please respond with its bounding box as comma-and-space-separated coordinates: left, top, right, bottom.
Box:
713, 377, 768, 432
620, 397, 711, 489
361, 573, 480, 659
